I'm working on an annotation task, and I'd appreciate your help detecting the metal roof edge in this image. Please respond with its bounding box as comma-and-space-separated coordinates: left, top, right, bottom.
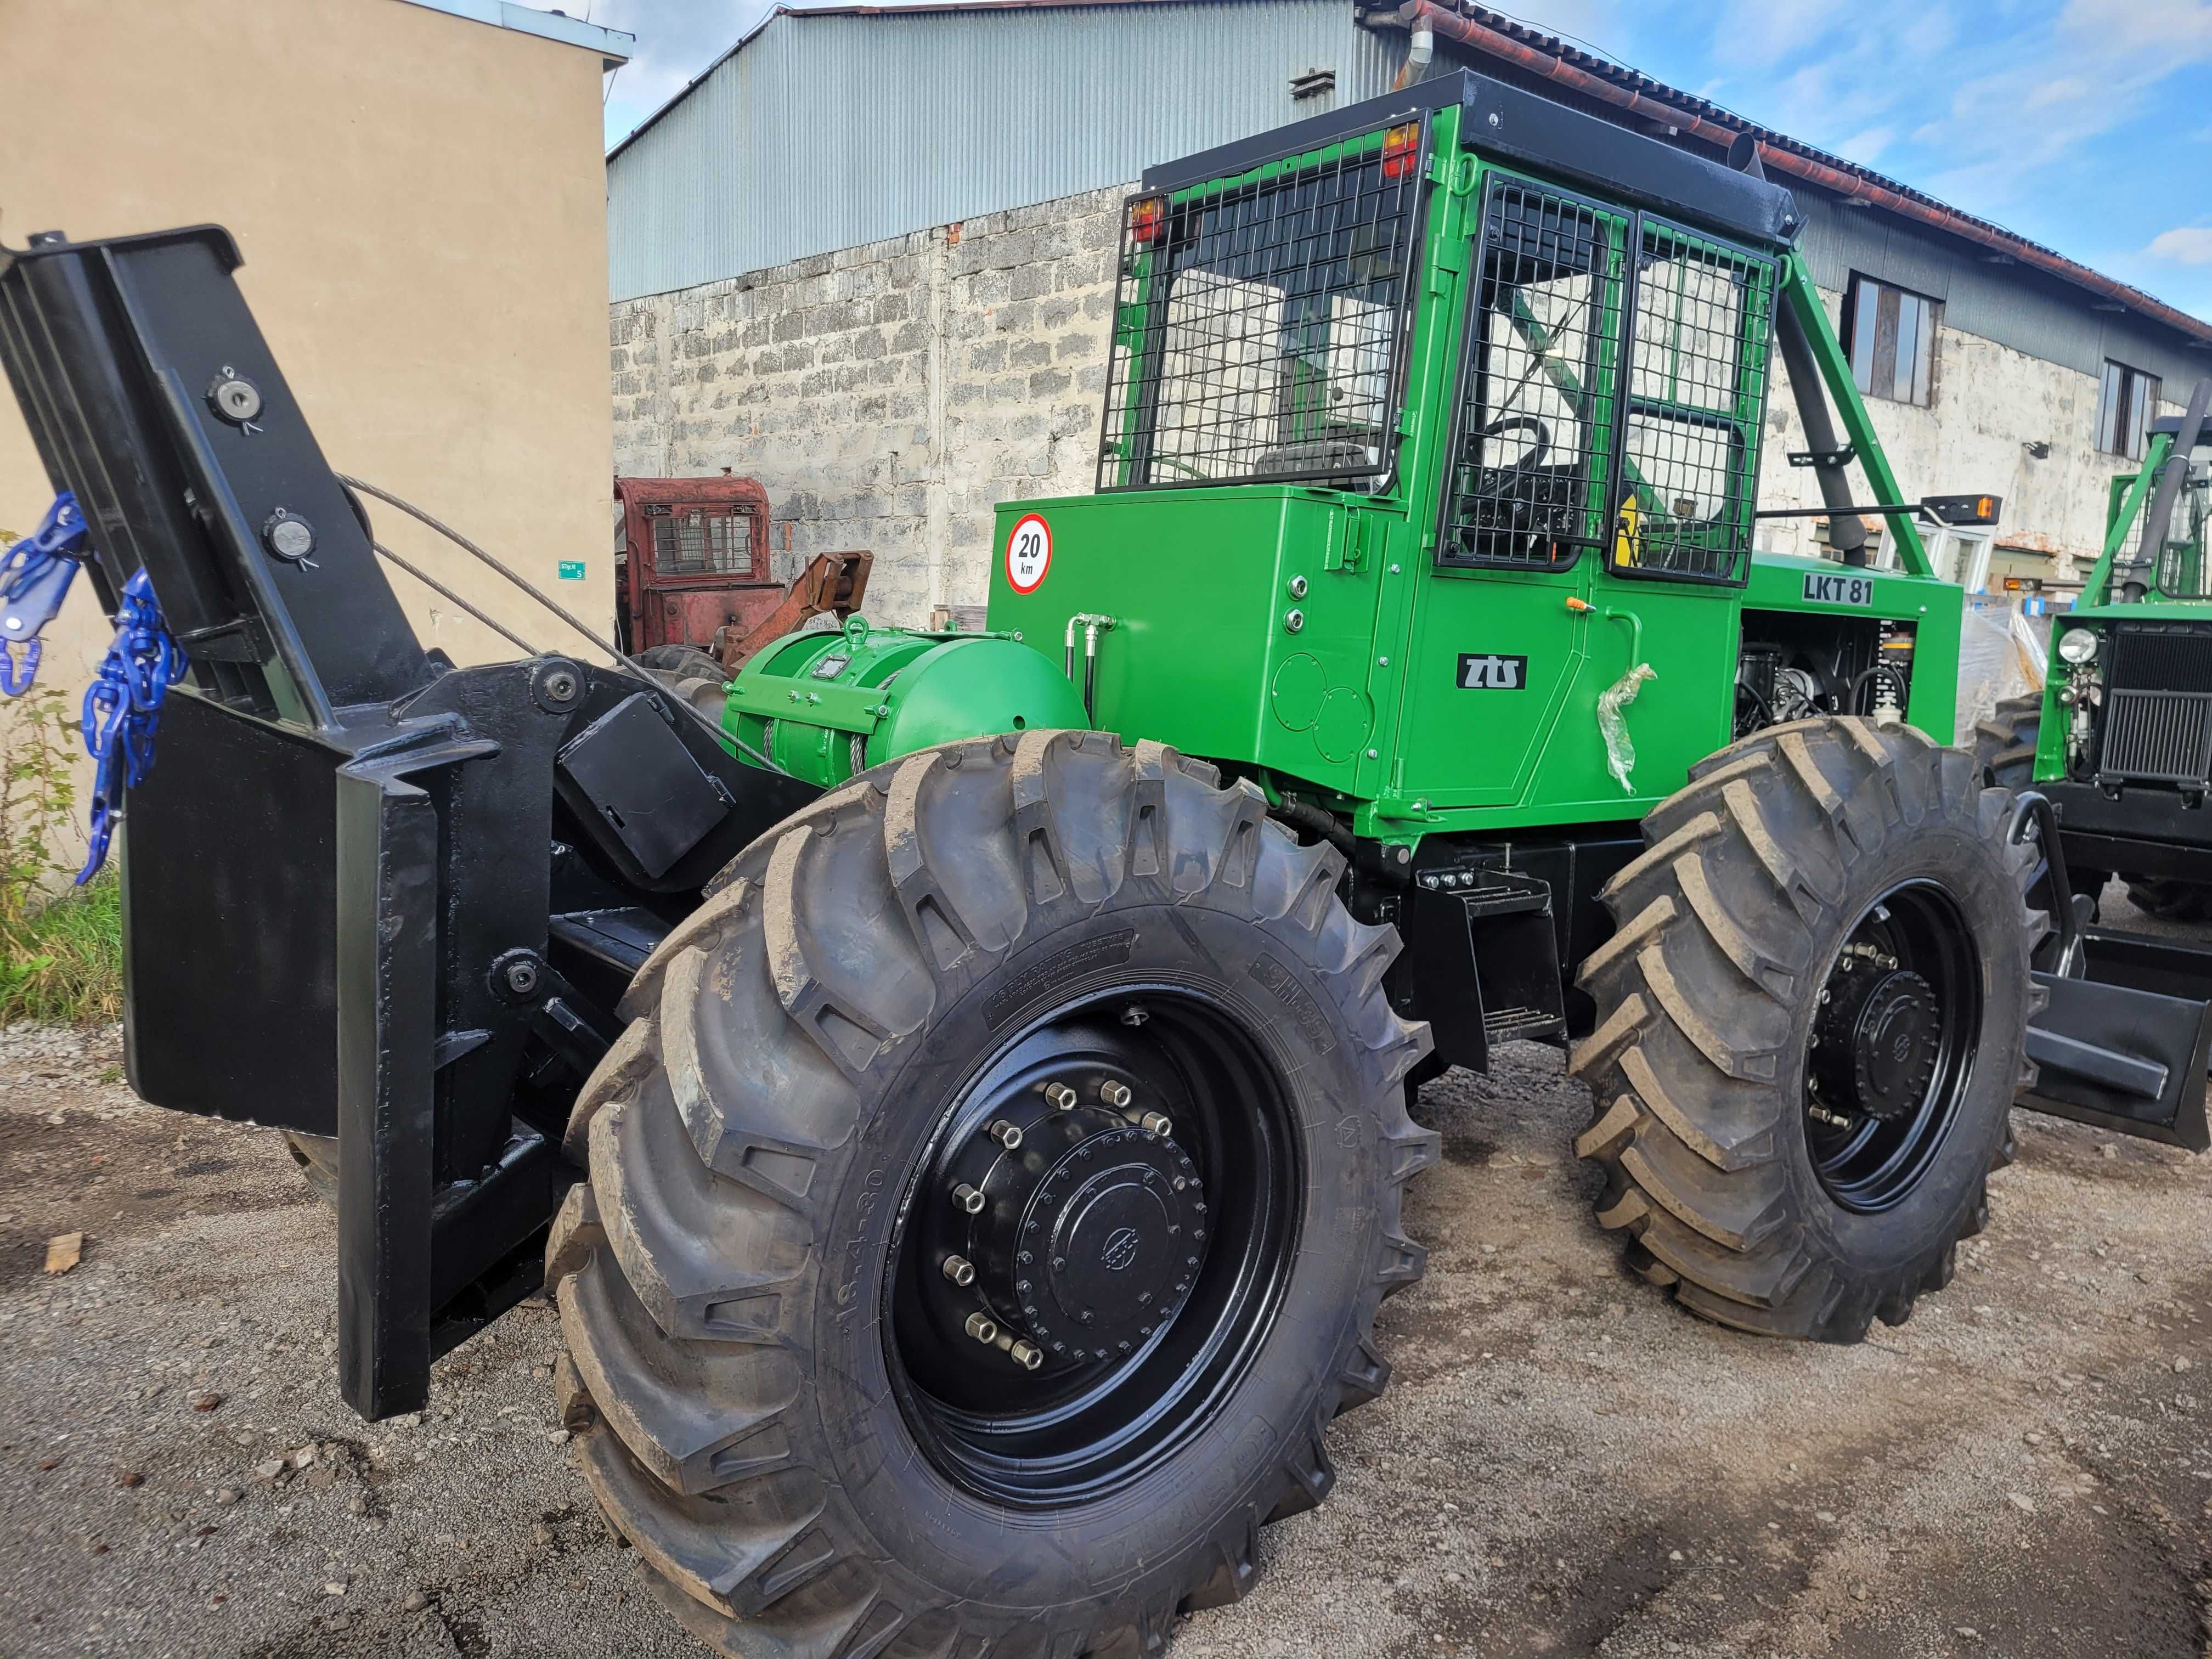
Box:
1381, 0, 2211, 343
606, 0, 1289, 164
393, 0, 632, 67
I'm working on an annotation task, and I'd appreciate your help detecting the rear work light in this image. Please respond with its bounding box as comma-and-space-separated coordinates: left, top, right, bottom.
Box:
1381, 122, 1420, 179
1130, 196, 1165, 245
1921, 493, 2003, 526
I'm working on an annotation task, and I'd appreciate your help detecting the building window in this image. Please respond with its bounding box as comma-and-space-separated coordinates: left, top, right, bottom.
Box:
1844, 275, 1938, 407
2097, 360, 2161, 460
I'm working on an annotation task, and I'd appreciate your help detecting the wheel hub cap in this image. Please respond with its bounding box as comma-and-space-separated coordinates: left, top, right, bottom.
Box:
975, 1105, 1205, 1363
1813, 955, 1941, 1122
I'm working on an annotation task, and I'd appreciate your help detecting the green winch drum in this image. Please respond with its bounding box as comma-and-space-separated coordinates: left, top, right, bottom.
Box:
723, 616, 1091, 788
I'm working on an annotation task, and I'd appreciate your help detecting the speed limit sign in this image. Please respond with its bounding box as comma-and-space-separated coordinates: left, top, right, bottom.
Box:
1005, 512, 1052, 594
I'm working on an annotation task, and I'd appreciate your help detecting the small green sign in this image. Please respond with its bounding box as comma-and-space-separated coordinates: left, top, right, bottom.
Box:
557, 560, 586, 581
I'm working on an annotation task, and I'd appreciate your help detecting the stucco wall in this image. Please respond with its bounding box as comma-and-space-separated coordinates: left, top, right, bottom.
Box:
1, 0, 616, 856
612, 184, 2180, 623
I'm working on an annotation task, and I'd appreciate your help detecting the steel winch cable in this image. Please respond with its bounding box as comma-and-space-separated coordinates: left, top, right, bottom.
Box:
370, 538, 540, 659
338, 473, 783, 774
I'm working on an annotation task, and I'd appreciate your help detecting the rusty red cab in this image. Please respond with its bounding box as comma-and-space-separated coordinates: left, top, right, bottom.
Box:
613, 473, 779, 661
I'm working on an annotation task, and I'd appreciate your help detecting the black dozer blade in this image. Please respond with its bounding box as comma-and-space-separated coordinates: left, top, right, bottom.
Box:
2025, 936, 2212, 1152
2010, 791, 2212, 1153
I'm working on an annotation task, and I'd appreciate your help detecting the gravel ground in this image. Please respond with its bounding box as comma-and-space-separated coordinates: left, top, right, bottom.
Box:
3, 893, 2209, 1659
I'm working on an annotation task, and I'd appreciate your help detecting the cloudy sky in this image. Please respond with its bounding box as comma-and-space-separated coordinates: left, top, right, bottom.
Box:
588, 0, 2212, 322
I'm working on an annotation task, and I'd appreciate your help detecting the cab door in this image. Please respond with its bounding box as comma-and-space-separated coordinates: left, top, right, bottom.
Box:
1394, 173, 1626, 809
1540, 216, 1779, 809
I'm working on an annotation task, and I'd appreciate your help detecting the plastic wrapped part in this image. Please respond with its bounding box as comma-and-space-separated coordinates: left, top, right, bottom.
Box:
2012, 608, 2050, 692
1954, 596, 2047, 743
1596, 662, 1657, 792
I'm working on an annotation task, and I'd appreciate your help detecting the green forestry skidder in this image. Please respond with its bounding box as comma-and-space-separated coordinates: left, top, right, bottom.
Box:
1976, 378, 2212, 920
5, 69, 2203, 1659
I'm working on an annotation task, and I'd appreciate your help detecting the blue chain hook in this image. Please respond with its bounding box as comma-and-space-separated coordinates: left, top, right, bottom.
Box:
77, 567, 183, 884
2, 492, 89, 697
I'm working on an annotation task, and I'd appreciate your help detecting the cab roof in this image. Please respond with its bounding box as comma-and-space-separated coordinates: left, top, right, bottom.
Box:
1142, 68, 1803, 252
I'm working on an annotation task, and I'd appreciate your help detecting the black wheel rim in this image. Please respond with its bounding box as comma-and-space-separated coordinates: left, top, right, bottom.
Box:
884, 985, 1301, 1510
1803, 879, 1982, 1212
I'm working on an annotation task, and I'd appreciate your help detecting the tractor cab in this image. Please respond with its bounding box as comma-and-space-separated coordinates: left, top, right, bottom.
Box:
989, 70, 1967, 839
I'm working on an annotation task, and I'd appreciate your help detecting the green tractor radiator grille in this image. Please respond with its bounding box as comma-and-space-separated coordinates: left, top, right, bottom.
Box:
2100, 623, 2212, 785
1097, 122, 1425, 491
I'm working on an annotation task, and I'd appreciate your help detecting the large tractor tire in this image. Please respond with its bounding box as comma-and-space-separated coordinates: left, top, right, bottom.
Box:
1971, 692, 2043, 793
2119, 877, 2212, 923
637, 645, 733, 725
282, 1132, 340, 1205
1571, 718, 2044, 1341
1973, 694, 2124, 913
544, 731, 1436, 1657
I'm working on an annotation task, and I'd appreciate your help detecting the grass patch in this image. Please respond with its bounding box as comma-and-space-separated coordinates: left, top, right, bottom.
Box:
3, 680, 122, 1025
2, 875, 122, 1025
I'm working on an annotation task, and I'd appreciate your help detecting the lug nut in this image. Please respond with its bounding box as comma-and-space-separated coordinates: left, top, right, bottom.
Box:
986, 1119, 1024, 1151
1045, 1083, 1077, 1111
1009, 1340, 1043, 1372
1136, 1110, 1172, 1137
951, 1183, 985, 1215
964, 1312, 998, 1345
941, 1255, 976, 1287
1100, 1081, 1132, 1109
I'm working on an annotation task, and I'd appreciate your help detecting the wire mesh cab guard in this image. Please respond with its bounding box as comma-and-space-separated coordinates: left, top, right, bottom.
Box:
1097, 116, 1431, 493
1441, 173, 1775, 585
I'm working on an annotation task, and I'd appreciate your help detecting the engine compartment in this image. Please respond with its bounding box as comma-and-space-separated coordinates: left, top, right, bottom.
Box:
1734, 609, 1920, 738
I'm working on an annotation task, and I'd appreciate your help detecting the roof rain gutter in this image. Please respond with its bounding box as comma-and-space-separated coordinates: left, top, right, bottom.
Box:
1389, 0, 2212, 345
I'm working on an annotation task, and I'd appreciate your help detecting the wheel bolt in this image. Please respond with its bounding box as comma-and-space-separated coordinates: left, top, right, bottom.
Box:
941, 1255, 976, 1286
1136, 1110, 1172, 1137
964, 1311, 998, 1345
1101, 1081, 1133, 1109
951, 1183, 985, 1215
1045, 1082, 1077, 1111
986, 1119, 1024, 1151
1009, 1340, 1043, 1372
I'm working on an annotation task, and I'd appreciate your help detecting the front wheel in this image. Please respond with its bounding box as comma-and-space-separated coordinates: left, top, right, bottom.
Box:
1571, 718, 2044, 1340
544, 731, 1435, 1656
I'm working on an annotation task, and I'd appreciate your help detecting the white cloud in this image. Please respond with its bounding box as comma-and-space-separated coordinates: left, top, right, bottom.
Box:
2149, 227, 2212, 264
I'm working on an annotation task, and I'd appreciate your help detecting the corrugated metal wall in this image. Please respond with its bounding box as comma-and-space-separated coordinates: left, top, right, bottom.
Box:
607, 0, 1403, 302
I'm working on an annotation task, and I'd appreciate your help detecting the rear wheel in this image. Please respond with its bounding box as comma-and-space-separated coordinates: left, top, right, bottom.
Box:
1571, 718, 2044, 1340
636, 645, 731, 725
544, 731, 1435, 1656
2120, 876, 2212, 922
281, 1132, 338, 1206
1971, 693, 2108, 911
1971, 693, 2043, 793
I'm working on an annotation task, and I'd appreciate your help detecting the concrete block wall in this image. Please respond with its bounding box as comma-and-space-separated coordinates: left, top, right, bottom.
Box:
614, 199, 2173, 619
610, 184, 1130, 627
1760, 285, 2175, 574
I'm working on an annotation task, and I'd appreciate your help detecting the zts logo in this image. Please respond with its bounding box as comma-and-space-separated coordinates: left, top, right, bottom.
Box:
1457, 653, 1530, 690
